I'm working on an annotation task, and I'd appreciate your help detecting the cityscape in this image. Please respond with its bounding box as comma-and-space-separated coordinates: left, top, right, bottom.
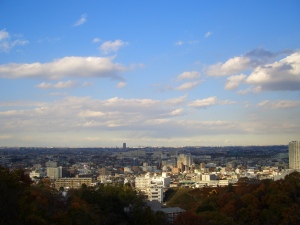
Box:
1, 141, 300, 224
1, 0, 300, 224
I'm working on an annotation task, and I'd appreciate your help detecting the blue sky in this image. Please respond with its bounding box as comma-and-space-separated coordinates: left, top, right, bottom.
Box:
0, 0, 300, 147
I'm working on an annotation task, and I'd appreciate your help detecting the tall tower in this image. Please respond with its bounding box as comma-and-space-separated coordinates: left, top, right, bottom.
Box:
289, 141, 300, 169
123, 143, 126, 150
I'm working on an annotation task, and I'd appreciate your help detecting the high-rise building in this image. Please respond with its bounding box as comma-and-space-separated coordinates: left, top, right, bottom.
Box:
289, 141, 300, 169
148, 186, 164, 202
47, 166, 62, 179
123, 143, 126, 149
177, 154, 193, 167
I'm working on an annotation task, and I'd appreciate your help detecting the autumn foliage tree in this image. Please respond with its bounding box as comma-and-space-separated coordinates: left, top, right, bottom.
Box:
0, 166, 165, 225
173, 171, 300, 225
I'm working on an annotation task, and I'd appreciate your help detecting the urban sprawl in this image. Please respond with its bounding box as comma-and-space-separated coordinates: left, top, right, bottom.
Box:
1, 142, 300, 223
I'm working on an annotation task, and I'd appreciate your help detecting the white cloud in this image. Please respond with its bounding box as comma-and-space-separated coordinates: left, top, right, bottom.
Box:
100, 40, 128, 54
175, 81, 202, 91
238, 86, 261, 95
188, 97, 217, 108
0, 29, 10, 41
116, 81, 127, 88
169, 108, 184, 116
175, 41, 184, 46
35, 80, 77, 89
92, 38, 101, 43
0, 29, 28, 52
225, 74, 247, 90
0, 95, 188, 132
246, 52, 300, 91
78, 110, 105, 118
188, 96, 235, 108
258, 100, 300, 109
205, 31, 212, 38
207, 56, 251, 76
165, 95, 187, 105
0, 56, 127, 79
73, 14, 87, 27
176, 71, 200, 80
206, 49, 299, 91
1, 94, 299, 146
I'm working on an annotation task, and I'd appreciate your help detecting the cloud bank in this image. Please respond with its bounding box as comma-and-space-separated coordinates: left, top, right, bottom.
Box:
206, 49, 300, 92
247, 52, 300, 91
0, 56, 127, 80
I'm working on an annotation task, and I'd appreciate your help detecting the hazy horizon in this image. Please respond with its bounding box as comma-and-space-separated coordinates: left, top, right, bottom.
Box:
1, 1, 300, 147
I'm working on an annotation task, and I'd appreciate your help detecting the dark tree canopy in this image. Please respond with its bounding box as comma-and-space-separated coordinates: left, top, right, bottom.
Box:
0, 166, 165, 225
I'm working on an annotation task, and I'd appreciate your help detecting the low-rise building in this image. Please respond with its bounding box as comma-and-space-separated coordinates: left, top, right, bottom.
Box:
55, 177, 93, 190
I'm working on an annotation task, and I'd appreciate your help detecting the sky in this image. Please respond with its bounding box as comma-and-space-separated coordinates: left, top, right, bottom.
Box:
0, 0, 300, 147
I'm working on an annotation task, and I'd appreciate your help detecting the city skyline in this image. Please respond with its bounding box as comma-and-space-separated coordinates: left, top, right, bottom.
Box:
0, 1, 300, 147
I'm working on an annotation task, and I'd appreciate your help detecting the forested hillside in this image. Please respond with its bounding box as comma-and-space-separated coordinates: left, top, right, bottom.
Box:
1, 165, 300, 225
0, 166, 165, 225
167, 172, 300, 225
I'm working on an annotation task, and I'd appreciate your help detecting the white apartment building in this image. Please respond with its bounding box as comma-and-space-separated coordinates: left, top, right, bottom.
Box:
289, 141, 300, 169
135, 172, 170, 192
29, 171, 40, 178
47, 166, 62, 179
147, 186, 164, 202
135, 173, 151, 191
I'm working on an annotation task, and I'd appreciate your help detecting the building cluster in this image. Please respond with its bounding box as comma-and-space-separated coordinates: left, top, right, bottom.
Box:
1, 141, 300, 222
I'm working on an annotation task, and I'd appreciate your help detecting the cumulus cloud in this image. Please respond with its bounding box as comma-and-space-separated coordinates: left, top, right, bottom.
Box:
206, 56, 251, 76
0, 56, 127, 80
35, 80, 77, 89
258, 100, 300, 109
0, 29, 28, 52
73, 14, 87, 26
246, 52, 300, 91
176, 71, 200, 80
167, 71, 202, 91
100, 40, 128, 54
175, 81, 202, 91
225, 74, 247, 90
188, 96, 235, 108
206, 48, 293, 77
206, 48, 300, 92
